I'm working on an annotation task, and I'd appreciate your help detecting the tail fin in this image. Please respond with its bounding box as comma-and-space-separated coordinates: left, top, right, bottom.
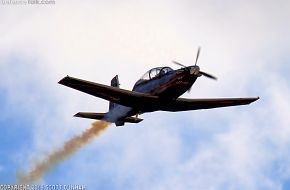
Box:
109, 75, 120, 111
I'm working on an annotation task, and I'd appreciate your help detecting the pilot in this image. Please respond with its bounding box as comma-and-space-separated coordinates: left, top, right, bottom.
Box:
156, 68, 167, 78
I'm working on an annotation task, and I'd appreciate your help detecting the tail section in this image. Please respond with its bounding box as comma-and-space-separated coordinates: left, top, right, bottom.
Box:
109, 75, 120, 111
74, 112, 143, 124
74, 112, 106, 120
74, 75, 143, 126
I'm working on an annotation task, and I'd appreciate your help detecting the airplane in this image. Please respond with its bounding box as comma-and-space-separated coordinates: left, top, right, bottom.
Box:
59, 48, 259, 126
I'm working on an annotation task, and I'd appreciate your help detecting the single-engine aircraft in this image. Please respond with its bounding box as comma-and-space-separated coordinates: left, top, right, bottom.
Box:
59, 48, 259, 126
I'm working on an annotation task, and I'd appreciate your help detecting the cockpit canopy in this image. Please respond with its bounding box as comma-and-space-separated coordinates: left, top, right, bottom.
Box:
140, 67, 173, 81
134, 67, 173, 87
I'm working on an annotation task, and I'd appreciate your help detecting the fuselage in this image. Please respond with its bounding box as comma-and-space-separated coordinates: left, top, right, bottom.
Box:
103, 66, 199, 125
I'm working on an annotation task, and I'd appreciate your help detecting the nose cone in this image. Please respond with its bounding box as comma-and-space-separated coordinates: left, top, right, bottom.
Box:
191, 65, 200, 70
189, 65, 201, 75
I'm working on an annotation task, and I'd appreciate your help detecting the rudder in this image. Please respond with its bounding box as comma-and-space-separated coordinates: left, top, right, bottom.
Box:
109, 75, 120, 111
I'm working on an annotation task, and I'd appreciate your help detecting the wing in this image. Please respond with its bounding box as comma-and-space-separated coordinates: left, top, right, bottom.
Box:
160, 97, 259, 112
58, 76, 159, 109
59, 76, 259, 112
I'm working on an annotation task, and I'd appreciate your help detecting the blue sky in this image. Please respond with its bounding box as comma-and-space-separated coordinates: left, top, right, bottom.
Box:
1, 0, 290, 189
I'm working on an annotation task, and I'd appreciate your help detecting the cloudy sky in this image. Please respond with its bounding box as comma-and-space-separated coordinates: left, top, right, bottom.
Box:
1, 0, 290, 189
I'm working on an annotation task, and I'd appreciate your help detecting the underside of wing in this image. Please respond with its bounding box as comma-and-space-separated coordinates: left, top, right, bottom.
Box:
160, 97, 259, 112
58, 76, 159, 109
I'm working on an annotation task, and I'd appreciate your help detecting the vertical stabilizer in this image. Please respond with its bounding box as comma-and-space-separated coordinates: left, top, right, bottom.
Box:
109, 75, 120, 111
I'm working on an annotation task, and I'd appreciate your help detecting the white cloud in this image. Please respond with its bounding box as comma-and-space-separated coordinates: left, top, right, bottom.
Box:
1, 0, 290, 189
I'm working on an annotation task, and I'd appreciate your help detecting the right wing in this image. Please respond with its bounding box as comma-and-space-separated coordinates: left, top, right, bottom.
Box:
159, 97, 259, 112
58, 76, 160, 109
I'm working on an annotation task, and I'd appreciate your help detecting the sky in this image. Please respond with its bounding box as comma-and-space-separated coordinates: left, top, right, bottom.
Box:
1, 0, 290, 189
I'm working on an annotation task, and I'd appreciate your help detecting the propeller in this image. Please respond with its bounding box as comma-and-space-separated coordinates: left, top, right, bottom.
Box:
172, 47, 217, 80
194, 46, 201, 66
172, 47, 217, 92
199, 71, 217, 80
172, 60, 187, 68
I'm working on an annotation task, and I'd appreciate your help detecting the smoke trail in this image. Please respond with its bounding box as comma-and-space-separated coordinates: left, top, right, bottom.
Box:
18, 121, 111, 183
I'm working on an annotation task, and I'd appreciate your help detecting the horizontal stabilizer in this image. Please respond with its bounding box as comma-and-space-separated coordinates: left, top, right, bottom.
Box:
123, 116, 143, 123
74, 112, 106, 120
74, 112, 143, 123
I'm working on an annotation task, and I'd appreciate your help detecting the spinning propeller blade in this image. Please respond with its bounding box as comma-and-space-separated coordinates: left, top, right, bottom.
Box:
195, 46, 201, 66
172, 60, 187, 68
199, 71, 217, 80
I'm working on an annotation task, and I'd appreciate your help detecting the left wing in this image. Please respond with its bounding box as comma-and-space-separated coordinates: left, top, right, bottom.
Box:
58, 76, 160, 109
159, 97, 259, 112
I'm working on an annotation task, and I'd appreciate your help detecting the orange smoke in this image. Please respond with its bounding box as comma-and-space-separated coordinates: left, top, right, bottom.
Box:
18, 121, 111, 183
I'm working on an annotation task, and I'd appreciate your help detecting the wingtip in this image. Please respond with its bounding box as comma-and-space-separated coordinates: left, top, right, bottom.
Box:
250, 96, 260, 103
58, 75, 70, 85
74, 112, 81, 117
